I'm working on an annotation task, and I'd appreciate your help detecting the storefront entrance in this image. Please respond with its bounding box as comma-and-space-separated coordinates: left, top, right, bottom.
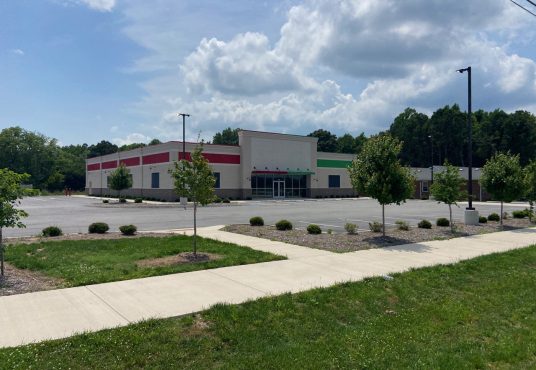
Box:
273, 180, 285, 198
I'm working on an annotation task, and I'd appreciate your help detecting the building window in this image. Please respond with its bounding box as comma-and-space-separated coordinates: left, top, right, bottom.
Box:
328, 175, 340, 188
213, 172, 221, 189
151, 173, 160, 188
421, 181, 429, 193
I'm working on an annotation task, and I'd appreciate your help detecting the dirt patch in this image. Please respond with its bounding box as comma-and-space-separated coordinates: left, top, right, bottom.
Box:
136, 252, 222, 268
4, 232, 179, 246
0, 263, 63, 296
224, 218, 535, 253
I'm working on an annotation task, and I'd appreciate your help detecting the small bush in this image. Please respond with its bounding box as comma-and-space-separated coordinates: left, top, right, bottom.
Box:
42, 226, 62, 237
213, 197, 222, 203
249, 216, 264, 226
119, 224, 137, 236
344, 223, 357, 235
418, 219, 432, 229
119, 197, 127, 203
275, 219, 293, 231
503, 212, 509, 220
479, 216, 488, 223
395, 220, 409, 231
369, 221, 383, 232
327, 229, 333, 235
102, 199, 109, 204
512, 209, 528, 219
436, 218, 450, 227
222, 198, 231, 204
307, 224, 322, 234
488, 213, 500, 222
88, 222, 109, 234
134, 198, 143, 204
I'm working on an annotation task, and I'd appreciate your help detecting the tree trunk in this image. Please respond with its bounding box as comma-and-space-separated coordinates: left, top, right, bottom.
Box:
382, 204, 385, 237
193, 201, 197, 256
449, 204, 454, 233
0, 228, 4, 277
530, 201, 534, 223
500, 201, 504, 227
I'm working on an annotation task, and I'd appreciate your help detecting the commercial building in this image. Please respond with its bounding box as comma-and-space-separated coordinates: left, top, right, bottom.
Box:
86, 130, 486, 201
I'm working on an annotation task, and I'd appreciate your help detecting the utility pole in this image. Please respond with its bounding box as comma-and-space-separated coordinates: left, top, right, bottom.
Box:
457, 66, 479, 224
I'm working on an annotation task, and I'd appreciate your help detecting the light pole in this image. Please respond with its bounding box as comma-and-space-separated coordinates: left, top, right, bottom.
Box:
457, 66, 479, 224
178, 113, 190, 207
428, 134, 434, 184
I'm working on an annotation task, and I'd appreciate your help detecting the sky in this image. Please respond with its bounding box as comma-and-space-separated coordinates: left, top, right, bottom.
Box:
1, 0, 536, 146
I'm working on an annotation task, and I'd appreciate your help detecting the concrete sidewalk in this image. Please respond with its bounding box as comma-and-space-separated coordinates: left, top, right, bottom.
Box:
1, 226, 536, 348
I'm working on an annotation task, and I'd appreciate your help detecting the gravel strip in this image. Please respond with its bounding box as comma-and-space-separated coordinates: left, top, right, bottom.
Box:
224, 218, 535, 253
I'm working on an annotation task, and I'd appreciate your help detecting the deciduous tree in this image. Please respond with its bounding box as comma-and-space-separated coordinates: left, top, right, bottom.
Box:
430, 162, 465, 232
108, 163, 132, 200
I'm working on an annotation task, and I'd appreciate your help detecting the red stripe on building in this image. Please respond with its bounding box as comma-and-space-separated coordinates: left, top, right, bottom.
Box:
178, 152, 240, 164
102, 160, 118, 169
120, 157, 140, 167
143, 152, 170, 165
87, 163, 101, 171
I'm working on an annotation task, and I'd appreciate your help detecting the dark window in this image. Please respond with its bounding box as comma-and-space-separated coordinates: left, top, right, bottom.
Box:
213, 172, 221, 188
328, 175, 340, 188
421, 181, 429, 193
151, 173, 160, 188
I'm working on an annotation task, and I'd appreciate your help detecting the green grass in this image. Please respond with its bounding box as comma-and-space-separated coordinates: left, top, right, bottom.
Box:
5, 236, 284, 286
2, 245, 536, 369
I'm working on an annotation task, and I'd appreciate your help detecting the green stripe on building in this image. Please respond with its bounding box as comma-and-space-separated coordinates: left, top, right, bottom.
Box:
317, 159, 352, 168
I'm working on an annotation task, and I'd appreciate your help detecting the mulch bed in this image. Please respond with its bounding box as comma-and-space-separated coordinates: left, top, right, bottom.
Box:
224, 218, 535, 253
0, 263, 63, 296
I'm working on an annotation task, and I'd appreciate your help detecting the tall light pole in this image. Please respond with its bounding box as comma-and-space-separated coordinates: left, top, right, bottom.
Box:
178, 113, 190, 208
428, 134, 434, 184
457, 66, 478, 224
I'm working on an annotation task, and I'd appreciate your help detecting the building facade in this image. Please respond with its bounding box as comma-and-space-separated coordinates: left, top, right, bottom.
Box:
86, 130, 487, 201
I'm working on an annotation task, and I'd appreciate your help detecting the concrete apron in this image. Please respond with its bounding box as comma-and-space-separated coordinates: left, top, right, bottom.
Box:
1, 226, 535, 348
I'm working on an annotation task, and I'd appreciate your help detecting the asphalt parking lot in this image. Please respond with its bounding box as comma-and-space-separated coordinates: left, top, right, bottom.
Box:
3, 196, 529, 238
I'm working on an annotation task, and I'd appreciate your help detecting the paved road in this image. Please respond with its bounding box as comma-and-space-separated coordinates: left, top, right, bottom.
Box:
4, 195, 529, 237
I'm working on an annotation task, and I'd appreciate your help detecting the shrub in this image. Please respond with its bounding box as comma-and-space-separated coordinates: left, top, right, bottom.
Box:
418, 219, 432, 229
395, 220, 409, 231
249, 216, 264, 226
307, 224, 322, 234
213, 197, 222, 203
503, 212, 509, 219
42, 226, 62, 237
88, 222, 109, 234
488, 213, 500, 222
369, 221, 383, 233
275, 219, 293, 231
479, 216, 488, 223
102, 199, 109, 204
119, 197, 127, 203
134, 198, 143, 204
222, 198, 231, 204
344, 223, 357, 235
436, 218, 450, 227
327, 229, 333, 235
512, 210, 528, 219
119, 224, 137, 236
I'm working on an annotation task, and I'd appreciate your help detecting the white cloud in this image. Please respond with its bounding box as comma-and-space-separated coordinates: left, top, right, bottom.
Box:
112, 132, 152, 146
79, 0, 116, 12
10, 49, 24, 56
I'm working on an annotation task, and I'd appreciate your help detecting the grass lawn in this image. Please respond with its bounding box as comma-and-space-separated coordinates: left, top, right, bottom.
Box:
4, 236, 284, 286
2, 245, 536, 369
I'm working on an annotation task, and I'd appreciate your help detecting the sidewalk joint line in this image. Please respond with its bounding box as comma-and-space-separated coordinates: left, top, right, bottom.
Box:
84, 286, 132, 324
207, 270, 269, 295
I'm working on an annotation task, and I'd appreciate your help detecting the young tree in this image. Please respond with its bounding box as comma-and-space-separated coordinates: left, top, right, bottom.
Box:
430, 162, 465, 232
524, 160, 536, 222
480, 152, 524, 226
348, 134, 414, 236
0, 169, 29, 277
108, 163, 133, 200
170, 144, 216, 256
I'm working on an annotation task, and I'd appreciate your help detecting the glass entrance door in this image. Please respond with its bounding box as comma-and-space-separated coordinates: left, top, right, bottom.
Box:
273, 180, 285, 199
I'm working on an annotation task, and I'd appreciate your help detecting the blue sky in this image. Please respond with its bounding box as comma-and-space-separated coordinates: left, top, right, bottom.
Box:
1, 0, 536, 145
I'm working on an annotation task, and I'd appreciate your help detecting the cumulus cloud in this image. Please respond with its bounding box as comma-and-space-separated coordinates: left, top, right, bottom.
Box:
10, 49, 24, 56
79, 0, 116, 12
112, 132, 152, 146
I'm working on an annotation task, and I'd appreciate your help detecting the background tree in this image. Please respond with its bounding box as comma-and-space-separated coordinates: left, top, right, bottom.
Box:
308, 129, 337, 153
336, 133, 356, 154
389, 108, 430, 167
480, 153, 524, 226
348, 134, 414, 236
430, 162, 465, 232
0, 169, 29, 277
170, 144, 216, 256
212, 127, 240, 145
148, 139, 162, 146
108, 163, 132, 200
88, 140, 118, 158
353, 133, 368, 156
524, 160, 536, 222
